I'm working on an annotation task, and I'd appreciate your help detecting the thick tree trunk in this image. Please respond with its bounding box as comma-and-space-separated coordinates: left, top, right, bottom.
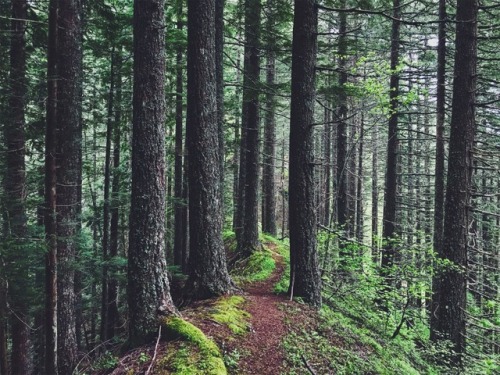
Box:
186, 0, 234, 299
430, 0, 478, 365
381, 0, 401, 281
6, 1, 31, 373
173, 0, 186, 269
262, 0, 277, 236
288, 0, 321, 308
238, 0, 261, 256
216, 0, 225, 207
128, 0, 176, 347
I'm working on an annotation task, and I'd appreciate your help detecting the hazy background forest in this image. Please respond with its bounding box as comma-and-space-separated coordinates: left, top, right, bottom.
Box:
0, 0, 499, 374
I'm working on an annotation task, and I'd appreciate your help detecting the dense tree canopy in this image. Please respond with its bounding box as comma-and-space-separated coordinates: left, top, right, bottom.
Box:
0, 0, 498, 373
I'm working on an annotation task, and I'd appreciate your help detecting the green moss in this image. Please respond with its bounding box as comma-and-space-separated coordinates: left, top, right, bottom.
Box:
210, 296, 251, 335
232, 249, 276, 285
161, 317, 227, 375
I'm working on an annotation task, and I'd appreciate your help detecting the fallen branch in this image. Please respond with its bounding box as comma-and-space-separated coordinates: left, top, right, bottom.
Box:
301, 354, 317, 375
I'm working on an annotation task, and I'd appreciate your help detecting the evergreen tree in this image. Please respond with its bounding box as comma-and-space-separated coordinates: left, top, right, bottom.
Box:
288, 0, 321, 308
128, 0, 176, 347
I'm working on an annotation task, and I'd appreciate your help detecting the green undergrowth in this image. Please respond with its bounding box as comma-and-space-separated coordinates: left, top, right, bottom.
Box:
158, 317, 227, 375
281, 301, 443, 375
270, 236, 290, 294
210, 295, 251, 335
224, 230, 287, 286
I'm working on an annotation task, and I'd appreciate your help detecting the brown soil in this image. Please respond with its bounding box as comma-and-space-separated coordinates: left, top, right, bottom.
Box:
236, 250, 289, 375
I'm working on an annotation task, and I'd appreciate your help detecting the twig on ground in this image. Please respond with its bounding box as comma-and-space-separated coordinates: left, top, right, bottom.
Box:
301, 354, 317, 375
145, 326, 162, 375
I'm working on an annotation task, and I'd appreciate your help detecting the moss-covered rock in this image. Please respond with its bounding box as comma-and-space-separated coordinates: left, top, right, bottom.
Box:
160, 317, 227, 375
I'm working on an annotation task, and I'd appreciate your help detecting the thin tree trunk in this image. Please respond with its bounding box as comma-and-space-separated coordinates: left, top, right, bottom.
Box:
100, 49, 115, 345
336, 1, 348, 235
107, 50, 122, 341
430, 0, 447, 335
371, 125, 379, 263
381, 0, 401, 281
44, 0, 58, 372
238, 0, 262, 256
262, 0, 277, 236
56, 0, 83, 370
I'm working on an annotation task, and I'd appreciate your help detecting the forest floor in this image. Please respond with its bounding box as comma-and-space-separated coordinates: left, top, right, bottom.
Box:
235, 247, 287, 375
84, 236, 443, 375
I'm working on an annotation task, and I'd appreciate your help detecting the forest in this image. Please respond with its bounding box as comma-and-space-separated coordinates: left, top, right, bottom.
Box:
0, 0, 499, 374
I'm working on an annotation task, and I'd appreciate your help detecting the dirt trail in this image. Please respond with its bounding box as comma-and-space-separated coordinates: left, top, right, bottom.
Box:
237, 250, 288, 375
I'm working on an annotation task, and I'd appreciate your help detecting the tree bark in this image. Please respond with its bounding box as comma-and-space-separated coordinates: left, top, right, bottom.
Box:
430, 0, 447, 336
107, 50, 122, 342
381, 0, 401, 281
128, 0, 176, 347
336, 1, 349, 236
430, 0, 478, 365
288, 0, 321, 308
173, 0, 186, 269
5, 1, 31, 373
100, 49, 115, 345
237, 0, 261, 256
44, 0, 58, 372
262, 0, 277, 236
185, 0, 234, 299
56, 0, 83, 371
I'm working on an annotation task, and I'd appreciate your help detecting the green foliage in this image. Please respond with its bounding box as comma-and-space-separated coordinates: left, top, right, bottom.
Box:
210, 296, 251, 335
92, 351, 119, 371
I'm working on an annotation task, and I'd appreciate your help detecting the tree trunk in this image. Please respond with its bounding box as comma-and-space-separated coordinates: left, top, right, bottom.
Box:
381, 0, 401, 281
262, 0, 277, 236
128, 0, 176, 347
107, 50, 122, 341
173, 0, 186, 269
5, 0, 31, 373
56, 0, 83, 371
100, 49, 115, 345
371, 125, 379, 263
44, 0, 58, 372
238, 0, 261, 256
430, 0, 478, 365
336, 1, 349, 236
288, 0, 321, 308
430, 0, 447, 335
185, 0, 234, 299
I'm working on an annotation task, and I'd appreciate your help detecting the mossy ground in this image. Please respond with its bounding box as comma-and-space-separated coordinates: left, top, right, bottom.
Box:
156, 317, 226, 375
210, 295, 251, 335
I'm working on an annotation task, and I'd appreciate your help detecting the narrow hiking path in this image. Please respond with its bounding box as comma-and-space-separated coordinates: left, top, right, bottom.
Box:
237, 249, 288, 375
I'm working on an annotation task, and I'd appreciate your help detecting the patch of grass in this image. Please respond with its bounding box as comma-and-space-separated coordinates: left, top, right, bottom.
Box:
161, 317, 227, 375
210, 295, 251, 335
